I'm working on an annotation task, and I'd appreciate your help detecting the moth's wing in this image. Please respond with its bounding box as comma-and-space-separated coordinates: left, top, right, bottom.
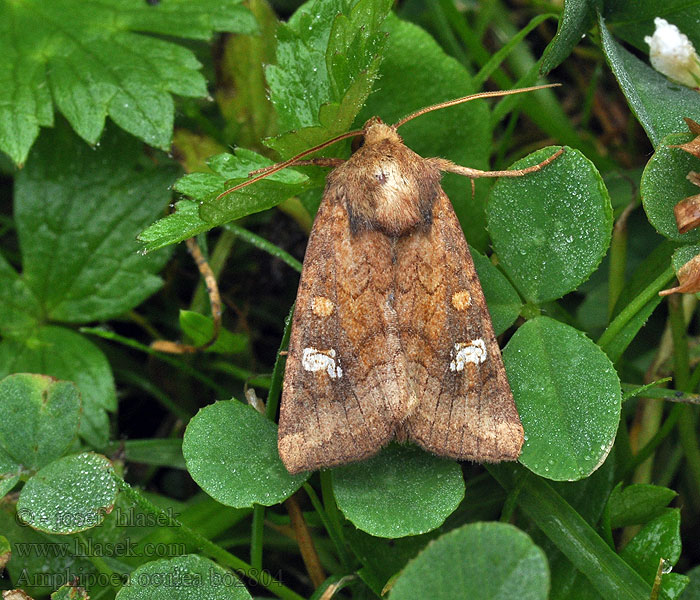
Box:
278, 189, 413, 474
395, 189, 523, 461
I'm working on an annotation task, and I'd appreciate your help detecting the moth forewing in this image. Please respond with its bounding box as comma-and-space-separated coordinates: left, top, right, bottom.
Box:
395, 190, 523, 461
263, 87, 562, 473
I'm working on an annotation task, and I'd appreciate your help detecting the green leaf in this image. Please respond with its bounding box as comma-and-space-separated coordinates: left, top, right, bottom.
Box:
607, 484, 677, 528
0, 374, 81, 472
148, 150, 309, 241
0, 448, 20, 498
106, 439, 186, 470
52, 583, 89, 600
264, 0, 391, 157
532, 455, 616, 599
599, 14, 700, 148
357, 14, 491, 250
183, 400, 307, 508
216, 0, 278, 150
672, 244, 700, 273
332, 444, 464, 538
599, 241, 676, 362
389, 522, 549, 600
680, 565, 700, 599
345, 526, 438, 595
14, 123, 174, 322
503, 317, 621, 481
642, 133, 700, 242
620, 509, 681, 585
179, 310, 248, 354
17, 453, 118, 534
541, 0, 596, 74
490, 465, 653, 600
0, 506, 97, 598
471, 247, 522, 336
487, 147, 612, 303
0, 326, 115, 448
115, 554, 252, 600
663, 574, 691, 600
138, 200, 211, 253
0, 0, 256, 165
604, 1, 700, 52
0, 251, 40, 337
0, 535, 8, 569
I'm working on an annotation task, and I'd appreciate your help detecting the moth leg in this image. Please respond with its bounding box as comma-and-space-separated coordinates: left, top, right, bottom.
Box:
429, 147, 564, 179
249, 158, 346, 177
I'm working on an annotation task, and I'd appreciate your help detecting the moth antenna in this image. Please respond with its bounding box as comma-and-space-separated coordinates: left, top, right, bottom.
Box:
215, 129, 363, 201
392, 83, 562, 130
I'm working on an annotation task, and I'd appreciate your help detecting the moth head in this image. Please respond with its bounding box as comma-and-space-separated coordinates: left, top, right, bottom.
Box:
357, 116, 402, 150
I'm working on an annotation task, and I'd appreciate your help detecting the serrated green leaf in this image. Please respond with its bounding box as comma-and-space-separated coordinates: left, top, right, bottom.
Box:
15, 124, 174, 322
264, 0, 391, 157
141, 150, 309, 249
471, 247, 522, 336
179, 310, 247, 354
0, 374, 81, 472
642, 133, 700, 242
488, 147, 612, 303
503, 317, 621, 481
115, 554, 252, 600
620, 509, 682, 586
332, 444, 464, 538
0, 0, 256, 165
608, 484, 677, 528
389, 522, 549, 600
198, 161, 308, 226
17, 453, 118, 534
183, 400, 307, 508
357, 14, 491, 249
599, 14, 700, 148
0, 326, 115, 449
137, 200, 211, 253
0, 251, 41, 337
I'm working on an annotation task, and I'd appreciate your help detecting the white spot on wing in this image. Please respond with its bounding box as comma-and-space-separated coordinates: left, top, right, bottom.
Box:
450, 339, 487, 372
302, 347, 343, 379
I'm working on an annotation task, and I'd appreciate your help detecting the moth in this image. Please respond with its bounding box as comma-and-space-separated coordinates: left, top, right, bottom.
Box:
221, 86, 563, 474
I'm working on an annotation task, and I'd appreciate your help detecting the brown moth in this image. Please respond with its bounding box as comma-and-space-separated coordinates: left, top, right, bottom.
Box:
220, 86, 563, 474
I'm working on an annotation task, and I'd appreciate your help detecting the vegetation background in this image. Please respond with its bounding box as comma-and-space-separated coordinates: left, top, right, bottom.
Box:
1, 0, 700, 599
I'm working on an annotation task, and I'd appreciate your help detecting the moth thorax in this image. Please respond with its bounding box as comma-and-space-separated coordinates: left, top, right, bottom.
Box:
370, 158, 425, 234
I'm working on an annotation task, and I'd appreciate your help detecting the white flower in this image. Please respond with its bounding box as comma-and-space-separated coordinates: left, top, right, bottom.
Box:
644, 17, 700, 88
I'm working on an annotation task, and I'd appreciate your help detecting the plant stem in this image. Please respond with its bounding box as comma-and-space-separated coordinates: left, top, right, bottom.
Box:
250, 504, 264, 572
266, 305, 294, 420
303, 483, 353, 570
80, 327, 230, 397
669, 295, 700, 504
597, 266, 675, 352
191, 229, 236, 314
226, 223, 303, 274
